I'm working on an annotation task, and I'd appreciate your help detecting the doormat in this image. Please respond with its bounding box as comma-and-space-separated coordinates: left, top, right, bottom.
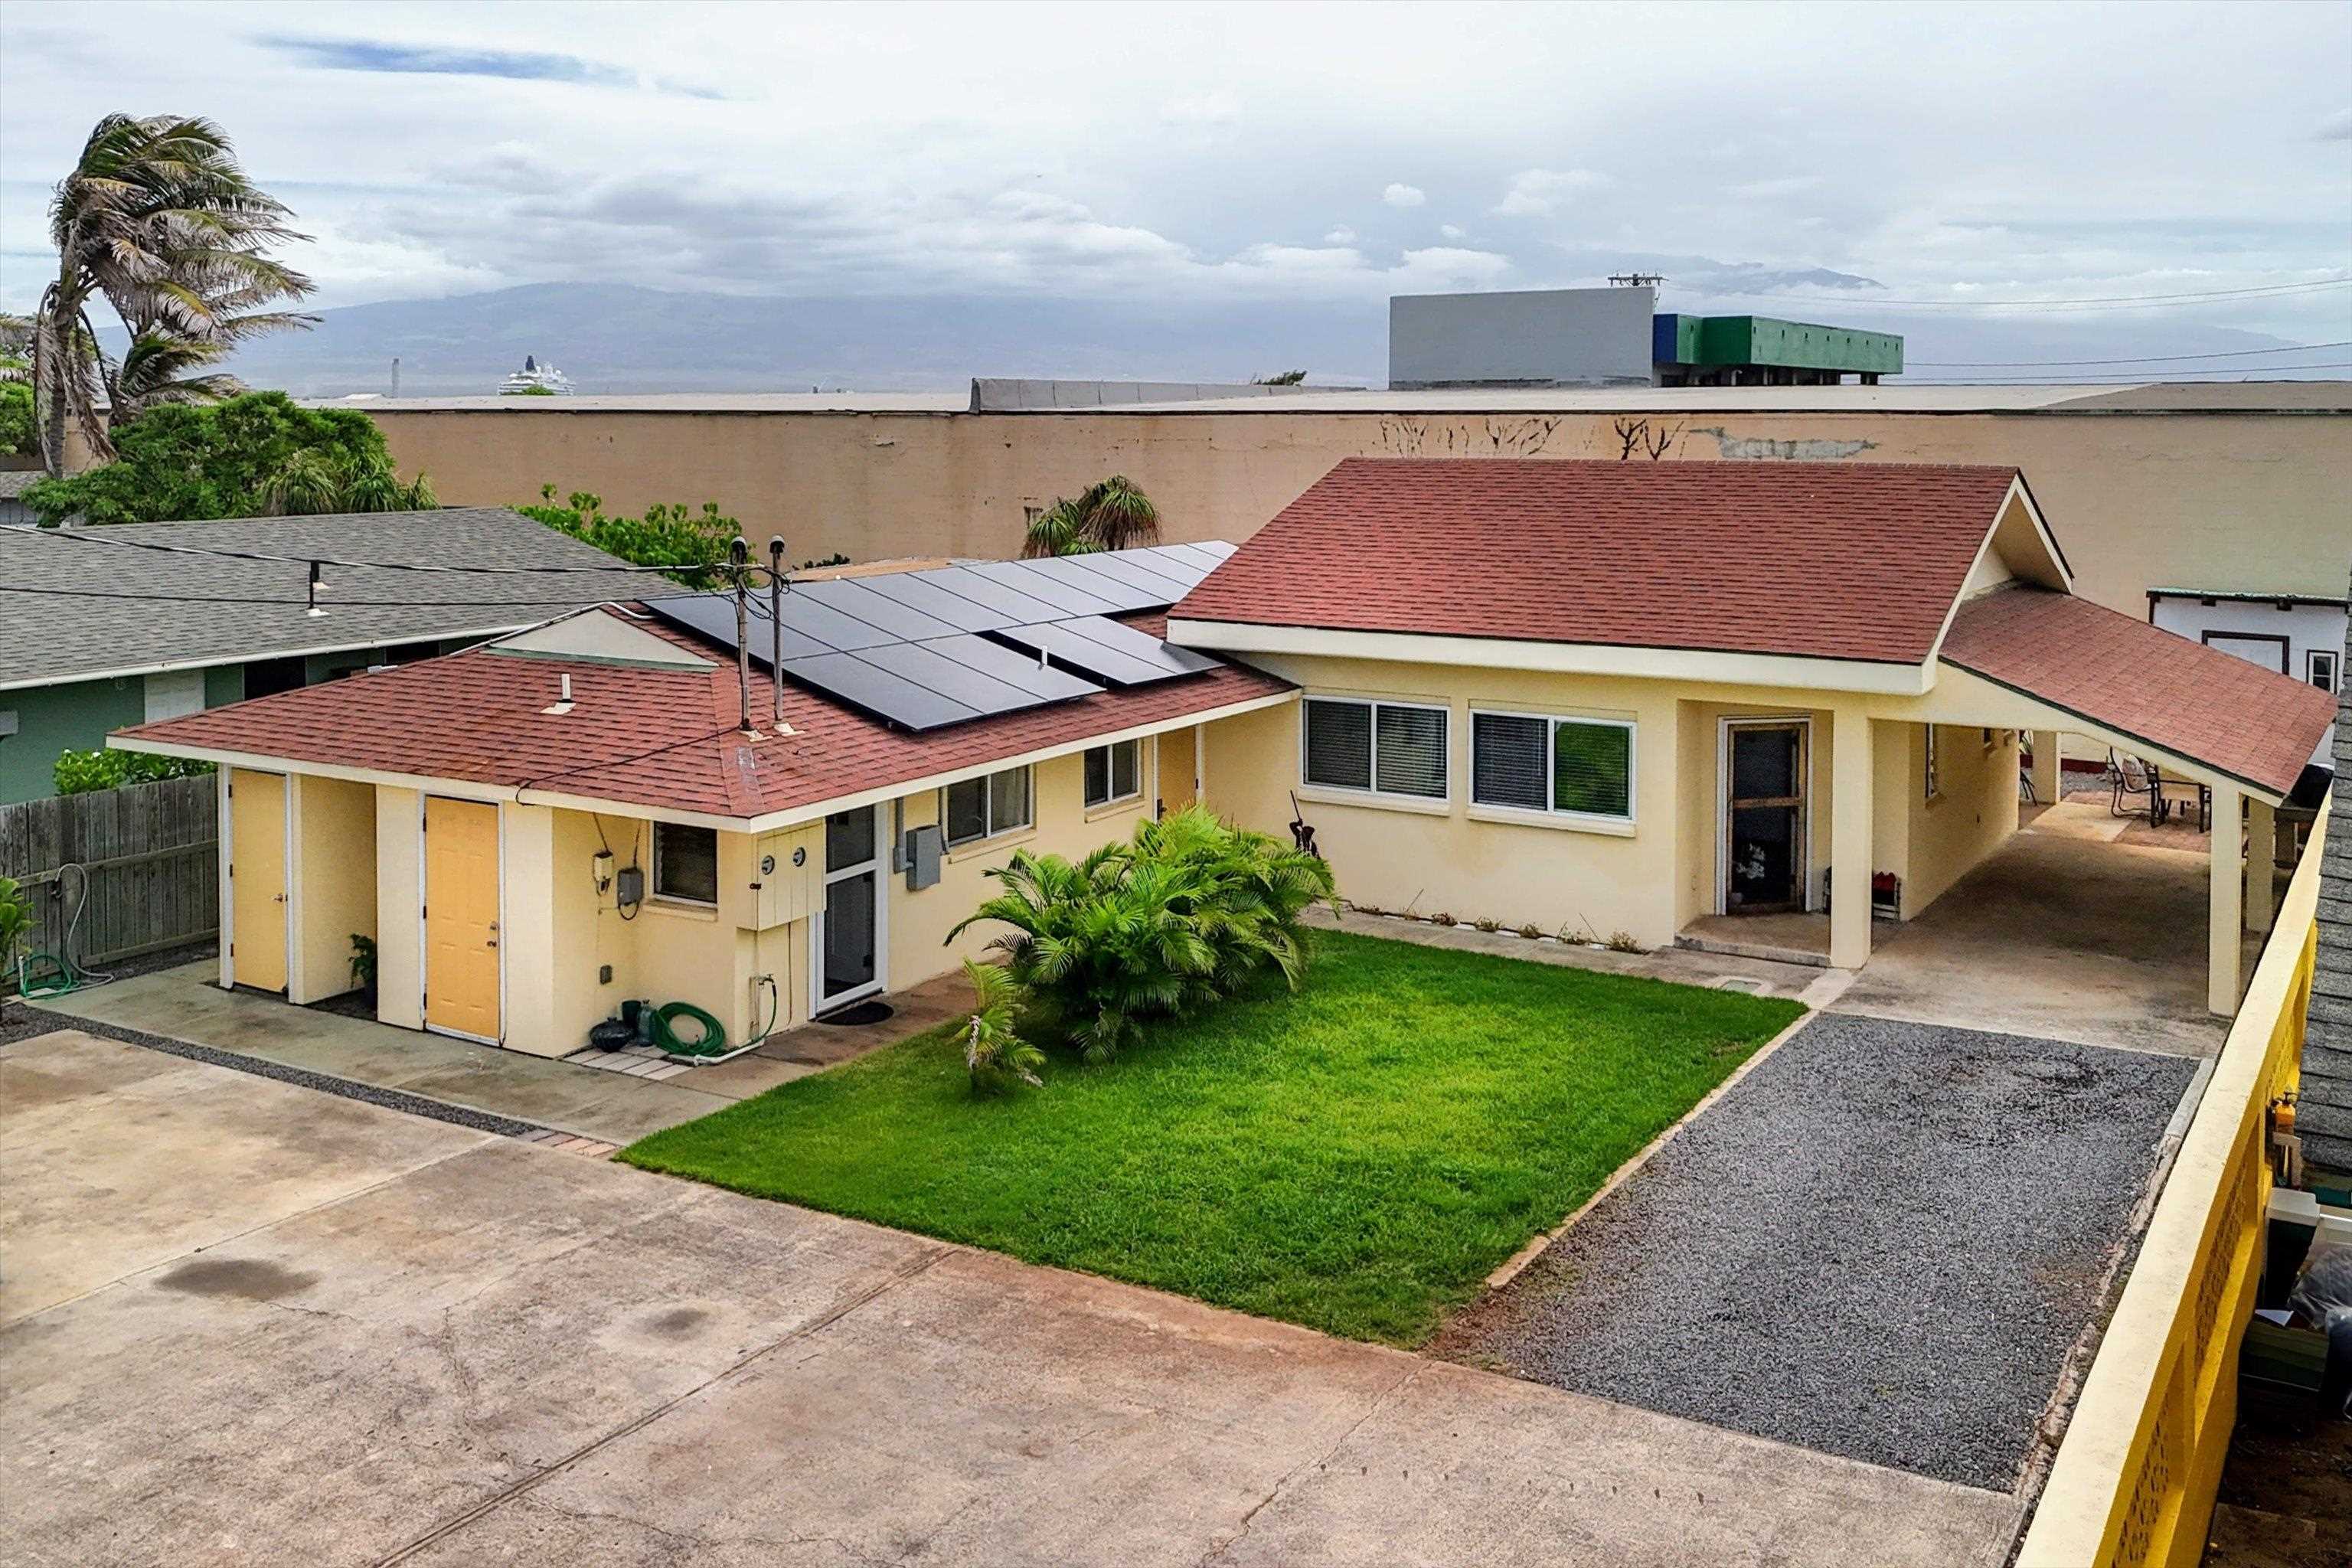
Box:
815, 1000, 894, 1027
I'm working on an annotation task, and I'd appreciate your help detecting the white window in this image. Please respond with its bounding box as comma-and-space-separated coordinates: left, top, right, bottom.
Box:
1922, 727, 1942, 802
2311, 648, 2341, 693
652, 822, 719, 905
943, 765, 1033, 847
1083, 739, 1141, 808
1471, 711, 1635, 822
1301, 697, 1447, 800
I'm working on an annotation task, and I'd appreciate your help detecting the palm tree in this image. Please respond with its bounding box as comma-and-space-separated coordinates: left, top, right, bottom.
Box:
1020, 474, 1162, 557
31, 115, 315, 474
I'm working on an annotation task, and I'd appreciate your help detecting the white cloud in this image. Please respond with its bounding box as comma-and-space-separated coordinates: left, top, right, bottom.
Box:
1324, 225, 1357, 244
1728, 175, 1824, 201
1381, 182, 1426, 207
1491, 168, 1609, 217
1439, 223, 1465, 240
1162, 88, 1240, 126
1389, 246, 1512, 290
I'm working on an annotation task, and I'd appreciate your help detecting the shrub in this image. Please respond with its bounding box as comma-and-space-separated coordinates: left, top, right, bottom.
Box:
959, 959, 1044, 1094
349, 933, 378, 996
54, 748, 213, 796
947, 805, 1336, 1061
0, 874, 31, 1016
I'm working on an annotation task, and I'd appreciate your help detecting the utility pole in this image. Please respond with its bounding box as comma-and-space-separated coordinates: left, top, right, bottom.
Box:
767, 536, 786, 731
729, 537, 754, 735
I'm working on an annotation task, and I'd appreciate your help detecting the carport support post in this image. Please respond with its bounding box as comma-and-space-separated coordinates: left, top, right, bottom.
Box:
2208, 779, 2244, 1016
2029, 730, 2062, 805
1830, 711, 1873, 970
2246, 795, 2278, 938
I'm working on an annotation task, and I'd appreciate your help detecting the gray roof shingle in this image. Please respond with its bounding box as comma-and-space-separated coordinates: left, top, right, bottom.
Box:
0, 508, 664, 689
2305, 563, 2352, 1169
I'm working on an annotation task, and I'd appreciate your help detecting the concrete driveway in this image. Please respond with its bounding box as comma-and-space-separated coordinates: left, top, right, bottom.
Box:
1, 1029, 2015, 1568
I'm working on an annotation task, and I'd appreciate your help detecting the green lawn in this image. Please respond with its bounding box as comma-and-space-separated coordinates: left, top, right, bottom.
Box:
621, 929, 1804, 1345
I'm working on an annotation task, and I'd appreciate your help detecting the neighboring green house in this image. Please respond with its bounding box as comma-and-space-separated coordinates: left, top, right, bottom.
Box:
0, 508, 655, 803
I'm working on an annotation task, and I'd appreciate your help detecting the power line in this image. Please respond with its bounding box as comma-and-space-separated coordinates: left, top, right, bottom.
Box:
1664, 276, 2352, 311
1912, 339, 2352, 368
27, 527, 697, 576
0, 581, 694, 609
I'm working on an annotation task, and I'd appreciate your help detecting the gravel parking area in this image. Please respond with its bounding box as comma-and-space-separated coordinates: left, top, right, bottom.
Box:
1436, 1013, 2197, 1491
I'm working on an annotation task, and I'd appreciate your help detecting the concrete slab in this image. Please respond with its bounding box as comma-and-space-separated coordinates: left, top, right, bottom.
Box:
4, 1034, 2017, 1568
1830, 829, 2229, 1056
43, 964, 738, 1142
0, 1031, 490, 1324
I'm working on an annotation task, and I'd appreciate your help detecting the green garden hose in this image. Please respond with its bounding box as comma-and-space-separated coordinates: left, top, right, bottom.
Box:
648, 1000, 728, 1058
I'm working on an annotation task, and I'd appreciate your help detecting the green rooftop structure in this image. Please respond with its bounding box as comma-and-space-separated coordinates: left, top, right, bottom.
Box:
1653, 312, 1903, 386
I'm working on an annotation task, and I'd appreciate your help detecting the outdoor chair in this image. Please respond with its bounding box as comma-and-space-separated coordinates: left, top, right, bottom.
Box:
2109, 750, 2164, 824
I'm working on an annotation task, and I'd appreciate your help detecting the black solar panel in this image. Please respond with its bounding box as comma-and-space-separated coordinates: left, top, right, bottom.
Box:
921, 632, 1103, 701
912, 565, 1070, 625
988, 619, 1187, 686
852, 570, 1017, 632
778, 652, 979, 729
1054, 614, 1223, 676
977, 560, 1123, 616
644, 547, 1225, 730
792, 578, 964, 643
1057, 550, 1190, 604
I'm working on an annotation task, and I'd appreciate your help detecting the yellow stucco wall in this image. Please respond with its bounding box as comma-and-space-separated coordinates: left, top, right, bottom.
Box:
372, 786, 423, 1030
1906, 724, 2023, 915
364, 406, 2349, 612
1201, 652, 2020, 950
288, 776, 376, 1004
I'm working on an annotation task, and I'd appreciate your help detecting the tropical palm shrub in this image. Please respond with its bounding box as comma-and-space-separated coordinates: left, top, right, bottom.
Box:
1020, 474, 1161, 557
946, 806, 1335, 1061
959, 959, 1044, 1094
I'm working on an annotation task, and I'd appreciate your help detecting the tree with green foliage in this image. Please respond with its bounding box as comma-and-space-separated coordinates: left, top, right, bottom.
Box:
958, 959, 1046, 1094
517, 488, 737, 587
29, 114, 315, 475
53, 748, 213, 796
1020, 474, 1161, 558
20, 390, 433, 525
947, 805, 1335, 1061
0, 378, 31, 457
1253, 369, 1307, 386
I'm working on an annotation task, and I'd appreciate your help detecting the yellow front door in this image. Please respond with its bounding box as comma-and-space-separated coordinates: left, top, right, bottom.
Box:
229, 769, 288, 991
1158, 727, 1198, 814
423, 798, 501, 1040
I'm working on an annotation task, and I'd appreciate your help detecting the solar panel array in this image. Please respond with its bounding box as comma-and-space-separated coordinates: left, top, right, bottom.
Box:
641, 541, 1239, 732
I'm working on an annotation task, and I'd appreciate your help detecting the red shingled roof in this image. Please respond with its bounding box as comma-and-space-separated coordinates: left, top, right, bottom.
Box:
1939, 586, 2334, 798
1172, 457, 2027, 664
117, 609, 1292, 822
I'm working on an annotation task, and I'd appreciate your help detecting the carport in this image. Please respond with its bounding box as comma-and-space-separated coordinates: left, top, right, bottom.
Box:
1929, 586, 2333, 1014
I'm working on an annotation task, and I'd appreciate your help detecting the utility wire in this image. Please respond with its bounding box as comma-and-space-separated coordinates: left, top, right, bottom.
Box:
0, 581, 703, 609
26, 527, 699, 575
1662, 276, 2352, 310
1912, 339, 2352, 368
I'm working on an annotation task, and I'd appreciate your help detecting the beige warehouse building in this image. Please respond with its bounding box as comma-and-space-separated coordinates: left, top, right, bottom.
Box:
343, 382, 2351, 629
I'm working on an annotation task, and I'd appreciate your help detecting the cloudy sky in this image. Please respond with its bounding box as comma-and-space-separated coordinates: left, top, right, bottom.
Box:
4, 0, 2349, 381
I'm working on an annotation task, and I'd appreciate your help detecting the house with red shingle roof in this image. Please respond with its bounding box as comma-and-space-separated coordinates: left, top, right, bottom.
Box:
1166, 459, 2332, 1016
114, 465, 2332, 1059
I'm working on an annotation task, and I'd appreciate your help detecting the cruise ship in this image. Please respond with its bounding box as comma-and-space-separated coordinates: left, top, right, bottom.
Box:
498, 355, 574, 396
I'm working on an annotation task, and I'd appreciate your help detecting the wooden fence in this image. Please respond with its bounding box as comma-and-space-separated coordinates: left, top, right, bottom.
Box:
0, 773, 218, 990
2014, 798, 2326, 1568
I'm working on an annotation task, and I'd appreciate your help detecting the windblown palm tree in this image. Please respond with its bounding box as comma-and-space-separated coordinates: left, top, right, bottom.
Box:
1020, 474, 1163, 557
31, 114, 315, 474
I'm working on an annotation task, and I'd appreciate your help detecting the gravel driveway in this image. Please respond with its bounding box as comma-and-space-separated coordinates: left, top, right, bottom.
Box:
1435, 1013, 2197, 1491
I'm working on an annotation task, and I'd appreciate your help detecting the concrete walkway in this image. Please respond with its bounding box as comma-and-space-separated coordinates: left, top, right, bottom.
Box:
1828, 826, 2231, 1057
2, 1030, 2018, 1567
43, 963, 972, 1146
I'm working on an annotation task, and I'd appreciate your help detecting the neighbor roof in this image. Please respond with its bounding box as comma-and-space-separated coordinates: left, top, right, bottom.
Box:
1938, 586, 2335, 798
116, 608, 1292, 825
1171, 457, 2027, 665
0, 509, 660, 691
